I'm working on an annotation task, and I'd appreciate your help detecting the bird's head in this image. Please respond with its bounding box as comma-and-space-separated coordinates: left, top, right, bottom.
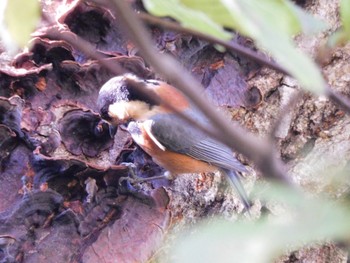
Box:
97, 74, 161, 124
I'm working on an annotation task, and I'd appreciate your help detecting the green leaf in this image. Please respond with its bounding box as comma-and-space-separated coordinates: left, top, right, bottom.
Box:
181, 0, 301, 36
286, 2, 328, 34
340, 0, 350, 33
324, 0, 350, 48
167, 183, 350, 263
144, 0, 326, 39
4, 0, 40, 48
328, 29, 349, 47
142, 0, 232, 40
142, 0, 327, 94
221, 0, 325, 94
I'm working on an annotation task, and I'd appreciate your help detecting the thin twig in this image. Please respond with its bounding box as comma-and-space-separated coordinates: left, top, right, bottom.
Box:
106, 0, 290, 183
139, 11, 350, 117
138, 12, 289, 75
38, 26, 223, 147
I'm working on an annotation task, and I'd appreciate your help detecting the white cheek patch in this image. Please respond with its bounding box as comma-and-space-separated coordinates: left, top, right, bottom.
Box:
108, 101, 130, 121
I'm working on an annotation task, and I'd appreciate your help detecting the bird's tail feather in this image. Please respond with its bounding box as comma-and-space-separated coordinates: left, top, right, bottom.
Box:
222, 168, 250, 212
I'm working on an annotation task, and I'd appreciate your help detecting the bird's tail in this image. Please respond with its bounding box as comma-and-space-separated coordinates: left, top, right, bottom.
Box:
222, 168, 250, 212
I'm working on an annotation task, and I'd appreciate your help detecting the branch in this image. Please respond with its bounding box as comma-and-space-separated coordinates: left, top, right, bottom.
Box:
39, 0, 301, 184
138, 12, 289, 75
105, 0, 291, 183
139, 11, 350, 116
37, 26, 223, 152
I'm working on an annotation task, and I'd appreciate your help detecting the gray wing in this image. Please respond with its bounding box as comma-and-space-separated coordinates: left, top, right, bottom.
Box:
149, 113, 247, 173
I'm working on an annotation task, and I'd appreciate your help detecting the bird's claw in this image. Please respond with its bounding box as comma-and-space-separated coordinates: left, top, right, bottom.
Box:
119, 162, 148, 185
119, 162, 173, 185
119, 176, 137, 186
120, 162, 138, 180
118, 174, 156, 206
120, 162, 136, 169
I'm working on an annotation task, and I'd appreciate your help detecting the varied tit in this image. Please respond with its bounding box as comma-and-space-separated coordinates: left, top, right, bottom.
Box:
97, 74, 250, 210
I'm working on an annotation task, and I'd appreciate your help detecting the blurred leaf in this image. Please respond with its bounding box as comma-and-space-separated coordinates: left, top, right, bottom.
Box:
168, 183, 350, 263
158, 0, 325, 36
328, 29, 349, 47
142, 0, 326, 94
142, 0, 231, 40
323, 0, 350, 48
340, 0, 350, 33
181, 0, 299, 36
286, 2, 328, 34
4, 0, 40, 47
221, 0, 325, 94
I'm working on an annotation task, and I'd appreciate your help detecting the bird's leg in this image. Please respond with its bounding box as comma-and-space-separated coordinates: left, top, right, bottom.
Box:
119, 163, 173, 185
118, 162, 168, 206
128, 170, 174, 183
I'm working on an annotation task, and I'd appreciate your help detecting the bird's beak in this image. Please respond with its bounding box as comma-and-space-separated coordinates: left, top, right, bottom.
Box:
108, 122, 118, 138
97, 119, 117, 138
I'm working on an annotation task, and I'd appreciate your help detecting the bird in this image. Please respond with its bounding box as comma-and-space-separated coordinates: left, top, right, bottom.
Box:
97, 73, 250, 211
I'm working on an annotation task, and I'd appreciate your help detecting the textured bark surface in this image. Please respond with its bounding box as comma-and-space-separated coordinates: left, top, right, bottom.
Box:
0, 0, 349, 262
